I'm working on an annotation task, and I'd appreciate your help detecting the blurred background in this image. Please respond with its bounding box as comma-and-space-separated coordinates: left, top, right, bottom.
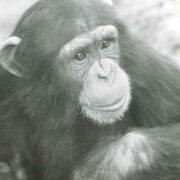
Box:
0, 0, 180, 65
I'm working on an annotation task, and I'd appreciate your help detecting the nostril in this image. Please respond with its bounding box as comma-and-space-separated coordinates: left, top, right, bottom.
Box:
97, 67, 113, 81
97, 68, 109, 79
97, 73, 108, 80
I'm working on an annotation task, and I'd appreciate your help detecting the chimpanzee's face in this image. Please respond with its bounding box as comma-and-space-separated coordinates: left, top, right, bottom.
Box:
58, 25, 131, 124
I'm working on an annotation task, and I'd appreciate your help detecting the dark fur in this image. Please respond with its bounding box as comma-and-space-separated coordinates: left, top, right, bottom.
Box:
0, 0, 180, 179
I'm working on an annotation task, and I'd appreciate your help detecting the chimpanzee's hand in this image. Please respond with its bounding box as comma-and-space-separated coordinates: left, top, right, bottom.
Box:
0, 161, 27, 180
0, 162, 14, 180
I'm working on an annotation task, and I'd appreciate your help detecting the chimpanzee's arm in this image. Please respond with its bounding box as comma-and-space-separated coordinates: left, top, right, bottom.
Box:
73, 123, 180, 180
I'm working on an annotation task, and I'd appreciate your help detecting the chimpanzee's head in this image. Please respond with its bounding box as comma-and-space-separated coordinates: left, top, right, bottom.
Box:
0, 0, 131, 125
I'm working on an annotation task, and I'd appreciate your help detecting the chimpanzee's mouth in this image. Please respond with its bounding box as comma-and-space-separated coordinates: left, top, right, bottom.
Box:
88, 95, 128, 112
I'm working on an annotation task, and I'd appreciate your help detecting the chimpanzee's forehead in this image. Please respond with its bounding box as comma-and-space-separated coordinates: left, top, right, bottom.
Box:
56, 15, 115, 47
59, 25, 118, 59
53, 18, 91, 48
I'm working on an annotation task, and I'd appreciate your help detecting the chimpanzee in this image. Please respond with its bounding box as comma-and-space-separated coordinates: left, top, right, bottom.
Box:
0, 0, 180, 180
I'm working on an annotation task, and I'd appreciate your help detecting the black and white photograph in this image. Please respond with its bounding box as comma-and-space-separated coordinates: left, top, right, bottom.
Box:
0, 0, 180, 179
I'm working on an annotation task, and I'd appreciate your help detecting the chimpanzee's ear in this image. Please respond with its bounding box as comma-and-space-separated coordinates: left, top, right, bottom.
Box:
0, 36, 25, 77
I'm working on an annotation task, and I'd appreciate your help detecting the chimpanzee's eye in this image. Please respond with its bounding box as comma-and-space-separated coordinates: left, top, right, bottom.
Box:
101, 40, 110, 49
75, 51, 86, 61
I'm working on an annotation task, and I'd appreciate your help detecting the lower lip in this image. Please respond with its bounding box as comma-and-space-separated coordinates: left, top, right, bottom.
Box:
88, 95, 128, 112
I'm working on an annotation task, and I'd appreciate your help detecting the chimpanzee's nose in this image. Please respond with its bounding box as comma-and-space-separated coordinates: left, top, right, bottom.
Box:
96, 59, 114, 84
88, 59, 116, 85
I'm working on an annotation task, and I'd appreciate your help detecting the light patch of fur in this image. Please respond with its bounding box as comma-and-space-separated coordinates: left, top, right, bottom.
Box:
111, 132, 154, 176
